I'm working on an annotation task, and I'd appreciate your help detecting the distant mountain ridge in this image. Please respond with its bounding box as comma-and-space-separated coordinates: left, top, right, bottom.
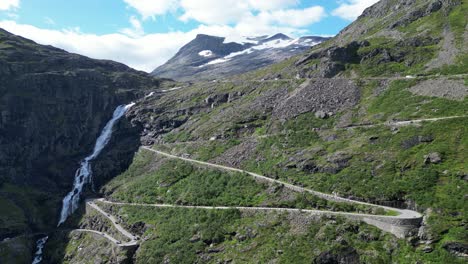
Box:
151, 33, 329, 81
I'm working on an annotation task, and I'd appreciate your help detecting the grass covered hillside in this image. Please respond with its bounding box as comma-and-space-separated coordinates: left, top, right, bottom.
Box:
105, 74, 465, 262
86, 206, 462, 264
48, 0, 467, 263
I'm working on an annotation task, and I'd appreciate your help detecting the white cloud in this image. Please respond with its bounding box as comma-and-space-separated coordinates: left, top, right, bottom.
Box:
123, 0, 179, 20
179, 0, 250, 25
0, 20, 191, 72
0, 20, 312, 72
258, 6, 326, 27
179, 0, 325, 28
0, 1, 328, 72
0, 0, 19, 10
120, 16, 144, 37
332, 0, 380, 21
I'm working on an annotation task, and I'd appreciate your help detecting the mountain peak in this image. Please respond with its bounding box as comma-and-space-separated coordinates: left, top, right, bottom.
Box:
194, 34, 224, 41
262, 33, 291, 42
152, 33, 329, 81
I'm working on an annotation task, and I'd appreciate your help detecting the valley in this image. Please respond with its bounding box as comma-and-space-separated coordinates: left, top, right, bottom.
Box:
0, 0, 467, 263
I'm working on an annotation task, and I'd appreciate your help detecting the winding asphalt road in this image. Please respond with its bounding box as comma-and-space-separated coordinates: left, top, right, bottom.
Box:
344, 115, 468, 129
73, 115, 464, 245
73, 114, 457, 246
94, 199, 414, 220
73, 201, 138, 247
68, 74, 467, 247
71, 229, 124, 245
86, 200, 138, 245
141, 147, 422, 220
220, 74, 468, 84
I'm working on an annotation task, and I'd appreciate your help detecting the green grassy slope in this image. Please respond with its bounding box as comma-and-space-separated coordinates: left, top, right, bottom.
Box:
102, 150, 379, 214
71, 0, 468, 262
89, 205, 464, 264
95, 78, 466, 262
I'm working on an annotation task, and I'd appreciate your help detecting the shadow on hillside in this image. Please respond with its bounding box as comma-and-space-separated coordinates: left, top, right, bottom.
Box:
42, 116, 142, 263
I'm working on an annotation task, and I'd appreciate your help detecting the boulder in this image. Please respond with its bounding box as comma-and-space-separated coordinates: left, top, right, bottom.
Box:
315, 110, 329, 119
204, 93, 229, 106
427, 1, 442, 13
401, 135, 434, 149
424, 152, 442, 164
422, 246, 433, 253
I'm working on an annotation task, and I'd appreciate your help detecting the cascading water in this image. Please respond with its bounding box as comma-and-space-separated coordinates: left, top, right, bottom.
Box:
31, 103, 135, 264
57, 102, 135, 226
31, 236, 48, 264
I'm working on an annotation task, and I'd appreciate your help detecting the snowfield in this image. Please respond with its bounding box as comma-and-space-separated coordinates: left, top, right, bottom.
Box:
199, 37, 320, 67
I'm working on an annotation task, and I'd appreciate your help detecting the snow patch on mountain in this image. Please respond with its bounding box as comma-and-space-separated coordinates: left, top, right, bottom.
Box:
152, 33, 330, 81
200, 38, 320, 67
206, 57, 230, 65
198, 50, 213, 57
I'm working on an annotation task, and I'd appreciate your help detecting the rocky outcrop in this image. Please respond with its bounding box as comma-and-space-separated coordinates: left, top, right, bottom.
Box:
296, 34, 443, 78
210, 139, 258, 168
401, 135, 434, 149
424, 152, 442, 164
272, 79, 360, 120
294, 0, 462, 78
296, 41, 368, 78
313, 247, 360, 264
389, 1, 443, 29
443, 242, 468, 258
408, 79, 468, 100
128, 102, 190, 146
334, 0, 460, 45
283, 149, 352, 175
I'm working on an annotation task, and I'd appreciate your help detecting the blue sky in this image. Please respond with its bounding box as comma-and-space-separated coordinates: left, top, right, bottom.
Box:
0, 0, 379, 71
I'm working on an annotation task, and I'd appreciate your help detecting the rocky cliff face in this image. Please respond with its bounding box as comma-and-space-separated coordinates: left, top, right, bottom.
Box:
0, 28, 160, 260
0, 28, 159, 188
152, 33, 329, 81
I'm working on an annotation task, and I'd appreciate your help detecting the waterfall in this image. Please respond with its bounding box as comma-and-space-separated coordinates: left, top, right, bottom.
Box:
57, 103, 135, 226
31, 236, 48, 264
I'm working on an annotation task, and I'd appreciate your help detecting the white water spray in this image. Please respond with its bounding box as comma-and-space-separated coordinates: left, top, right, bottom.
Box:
31, 236, 48, 264
57, 103, 135, 226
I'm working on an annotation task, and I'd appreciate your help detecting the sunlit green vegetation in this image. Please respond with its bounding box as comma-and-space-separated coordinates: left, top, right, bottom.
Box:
94, 206, 465, 264
103, 151, 380, 214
